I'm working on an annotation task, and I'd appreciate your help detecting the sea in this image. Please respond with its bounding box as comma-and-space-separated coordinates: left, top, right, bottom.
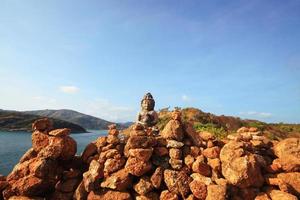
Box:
0, 130, 107, 176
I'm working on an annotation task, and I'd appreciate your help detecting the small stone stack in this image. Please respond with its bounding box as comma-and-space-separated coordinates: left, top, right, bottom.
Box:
1, 118, 82, 200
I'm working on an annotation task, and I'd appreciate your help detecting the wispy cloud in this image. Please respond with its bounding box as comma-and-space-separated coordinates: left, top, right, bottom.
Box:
240, 111, 272, 118
182, 94, 192, 102
59, 86, 79, 94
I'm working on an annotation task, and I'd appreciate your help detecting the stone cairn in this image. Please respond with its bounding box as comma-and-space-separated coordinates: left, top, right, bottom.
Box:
0, 94, 300, 200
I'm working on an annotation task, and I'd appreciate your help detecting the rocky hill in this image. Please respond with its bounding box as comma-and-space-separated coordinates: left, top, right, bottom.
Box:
156, 107, 300, 140
0, 110, 86, 133
0, 114, 299, 200
25, 109, 130, 130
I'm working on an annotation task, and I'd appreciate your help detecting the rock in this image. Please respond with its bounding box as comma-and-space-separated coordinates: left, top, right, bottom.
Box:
277, 172, 300, 197
249, 127, 258, 132
192, 156, 211, 177
190, 146, 200, 157
94, 136, 107, 150
160, 190, 178, 200
49, 190, 73, 200
267, 189, 298, 200
166, 140, 184, 148
104, 157, 126, 175
101, 169, 132, 191
202, 147, 221, 159
184, 155, 195, 169
125, 136, 156, 149
200, 131, 215, 141
205, 184, 226, 200
32, 131, 49, 152
8, 196, 44, 200
48, 128, 70, 137
19, 148, 37, 163
150, 167, 163, 189
133, 176, 153, 195
190, 173, 212, 185
108, 124, 119, 136
81, 143, 97, 163
87, 190, 132, 200
153, 147, 169, 156
254, 193, 271, 200
83, 160, 103, 192
274, 138, 300, 172
169, 148, 182, 159
189, 180, 207, 200
164, 169, 192, 197
125, 157, 152, 177
32, 118, 52, 132
207, 158, 221, 172
220, 141, 264, 188
55, 178, 80, 193
73, 181, 88, 200
129, 148, 153, 161
11, 175, 48, 197
169, 158, 183, 170
107, 135, 119, 144
184, 123, 202, 146
237, 127, 249, 133
135, 192, 159, 200
160, 119, 184, 141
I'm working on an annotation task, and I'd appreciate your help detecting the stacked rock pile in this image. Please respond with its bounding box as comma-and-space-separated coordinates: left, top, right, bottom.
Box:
1, 112, 300, 200
1, 119, 84, 200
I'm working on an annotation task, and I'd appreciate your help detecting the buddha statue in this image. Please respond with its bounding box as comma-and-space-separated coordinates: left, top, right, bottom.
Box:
137, 93, 158, 127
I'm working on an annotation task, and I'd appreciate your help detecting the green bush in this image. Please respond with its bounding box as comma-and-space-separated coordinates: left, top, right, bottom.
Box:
194, 122, 228, 139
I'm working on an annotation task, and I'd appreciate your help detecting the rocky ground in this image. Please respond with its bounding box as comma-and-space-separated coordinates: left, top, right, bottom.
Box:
0, 112, 299, 200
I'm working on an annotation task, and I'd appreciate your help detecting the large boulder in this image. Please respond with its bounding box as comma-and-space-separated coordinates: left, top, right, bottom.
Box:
274, 138, 300, 172
220, 141, 264, 188
164, 169, 192, 198
277, 172, 300, 197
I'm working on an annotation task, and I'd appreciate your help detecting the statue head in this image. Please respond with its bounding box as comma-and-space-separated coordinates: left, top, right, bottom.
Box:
141, 93, 155, 111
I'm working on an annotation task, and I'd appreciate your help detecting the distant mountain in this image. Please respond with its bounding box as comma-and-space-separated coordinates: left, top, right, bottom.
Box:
0, 110, 86, 133
25, 109, 130, 130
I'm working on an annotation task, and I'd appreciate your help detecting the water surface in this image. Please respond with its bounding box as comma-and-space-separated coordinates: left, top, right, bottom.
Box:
0, 130, 107, 175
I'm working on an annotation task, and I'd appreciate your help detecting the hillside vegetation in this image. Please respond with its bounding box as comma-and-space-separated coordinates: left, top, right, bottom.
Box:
157, 107, 299, 140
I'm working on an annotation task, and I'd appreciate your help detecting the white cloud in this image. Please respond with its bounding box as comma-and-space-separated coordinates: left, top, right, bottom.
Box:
182, 94, 191, 102
240, 111, 272, 118
59, 86, 79, 94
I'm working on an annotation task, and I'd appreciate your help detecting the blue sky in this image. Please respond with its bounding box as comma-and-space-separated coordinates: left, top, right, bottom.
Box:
0, 0, 299, 123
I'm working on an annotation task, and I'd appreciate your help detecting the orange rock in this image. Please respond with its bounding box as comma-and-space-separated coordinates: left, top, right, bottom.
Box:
73, 181, 88, 200
32, 131, 49, 152
19, 148, 37, 163
133, 176, 153, 195
160, 119, 184, 141
184, 155, 195, 169
101, 169, 132, 191
163, 169, 192, 198
81, 143, 97, 163
274, 138, 300, 172
160, 190, 178, 200
277, 172, 300, 197
190, 173, 212, 185
32, 118, 52, 132
254, 192, 271, 200
104, 157, 126, 175
200, 131, 215, 141
153, 147, 169, 156
48, 128, 70, 137
125, 157, 152, 177
184, 123, 202, 146
220, 141, 264, 188
135, 192, 159, 200
192, 156, 211, 177
202, 146, 221, 159
169, 159, 183, 170
267, 189, 298, 200
189, 180, 207, 200
129, 148, 153, 161
150, 167, 163, 189
83, 160, 104, 192
87, 190, 132, 200
169, 148, 182, 159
